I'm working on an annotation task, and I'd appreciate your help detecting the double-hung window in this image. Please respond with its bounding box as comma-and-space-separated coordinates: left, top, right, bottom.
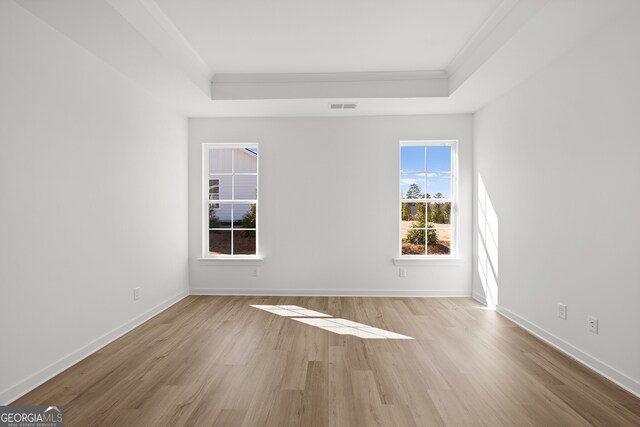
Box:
203, 143, 258, 257
400, 141, 457, 257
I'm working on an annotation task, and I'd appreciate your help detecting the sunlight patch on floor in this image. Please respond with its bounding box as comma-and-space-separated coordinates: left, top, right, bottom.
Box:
250, 305, 332, 317
293, 318, 413, 339
250, 305, 413, 340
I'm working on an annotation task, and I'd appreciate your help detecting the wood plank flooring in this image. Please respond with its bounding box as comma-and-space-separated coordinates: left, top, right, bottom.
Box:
12, 296, 640, 426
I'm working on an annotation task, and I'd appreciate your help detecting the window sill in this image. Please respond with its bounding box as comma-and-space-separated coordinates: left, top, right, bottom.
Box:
197, 257, 264, 266
393, 257, 462, 266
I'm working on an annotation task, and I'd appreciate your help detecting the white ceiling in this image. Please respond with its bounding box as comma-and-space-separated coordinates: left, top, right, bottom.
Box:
154, 0, 502, 74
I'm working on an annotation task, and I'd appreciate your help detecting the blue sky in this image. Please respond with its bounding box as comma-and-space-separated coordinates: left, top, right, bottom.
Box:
400, 146, 452, 198
401, 146, 451, 172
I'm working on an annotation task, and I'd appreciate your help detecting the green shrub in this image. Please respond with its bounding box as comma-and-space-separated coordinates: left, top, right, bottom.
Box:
241, 205, 256, 237
428, 201, 451, 225
209, 205, 220, 228
407, 204, 438, 245
402, 203, 412, 221
406, 227, 424, 245
406, 202, 439, 245
427, 227, 438, 245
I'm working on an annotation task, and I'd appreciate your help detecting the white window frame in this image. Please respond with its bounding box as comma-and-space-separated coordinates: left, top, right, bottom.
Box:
202, 143, 259, 259
398, 140, 458, 259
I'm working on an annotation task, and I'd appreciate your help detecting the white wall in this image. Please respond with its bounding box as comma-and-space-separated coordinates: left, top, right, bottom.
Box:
0, 2, 188, 403
189, 115, 473, 295
473, 8, 640, 394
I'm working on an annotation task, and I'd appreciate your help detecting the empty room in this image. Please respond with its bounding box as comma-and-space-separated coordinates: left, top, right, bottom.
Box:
1, 0, 639, 426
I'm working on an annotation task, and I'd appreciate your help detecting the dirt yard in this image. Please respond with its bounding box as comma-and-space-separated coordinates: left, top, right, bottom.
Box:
209, 231, 256, 255
402, 242, 450, 255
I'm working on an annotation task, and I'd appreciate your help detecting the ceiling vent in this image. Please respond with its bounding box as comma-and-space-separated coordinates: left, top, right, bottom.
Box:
329, 102, 358, 110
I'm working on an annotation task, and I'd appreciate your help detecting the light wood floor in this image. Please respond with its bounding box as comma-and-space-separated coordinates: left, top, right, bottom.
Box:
13, 296, 640, 426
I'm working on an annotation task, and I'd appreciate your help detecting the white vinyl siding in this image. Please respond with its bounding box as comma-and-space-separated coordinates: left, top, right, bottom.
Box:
207, 175, 253, 221
207, 150, 256, 222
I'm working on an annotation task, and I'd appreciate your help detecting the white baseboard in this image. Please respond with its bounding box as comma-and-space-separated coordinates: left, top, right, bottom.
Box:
471, 291, 487, 305
0, 289, 189, 405
496, 304, 640, 398
190, 288, 471, 297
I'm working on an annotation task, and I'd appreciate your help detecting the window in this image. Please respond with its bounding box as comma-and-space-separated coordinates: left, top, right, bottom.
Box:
400, 141, 457, 257
203, 143, 258, 257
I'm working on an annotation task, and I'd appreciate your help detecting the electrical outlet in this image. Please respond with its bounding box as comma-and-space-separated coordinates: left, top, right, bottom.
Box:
399, 268, 407, 278
133, 287, 140, 301
588, 316, 598, 334
558, 303, 567, 320
251, 268, 258, 277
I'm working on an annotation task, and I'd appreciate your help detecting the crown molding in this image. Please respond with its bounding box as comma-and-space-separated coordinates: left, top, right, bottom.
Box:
213, 70, 448, 84
210, 1, 549, 101
447, 0, 549, 94
211, 71, 449, 100
106, 0, 213, 95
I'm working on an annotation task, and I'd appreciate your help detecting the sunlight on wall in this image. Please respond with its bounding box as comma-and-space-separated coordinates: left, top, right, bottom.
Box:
250, 305, 413, 340
477, 175, 499, 309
